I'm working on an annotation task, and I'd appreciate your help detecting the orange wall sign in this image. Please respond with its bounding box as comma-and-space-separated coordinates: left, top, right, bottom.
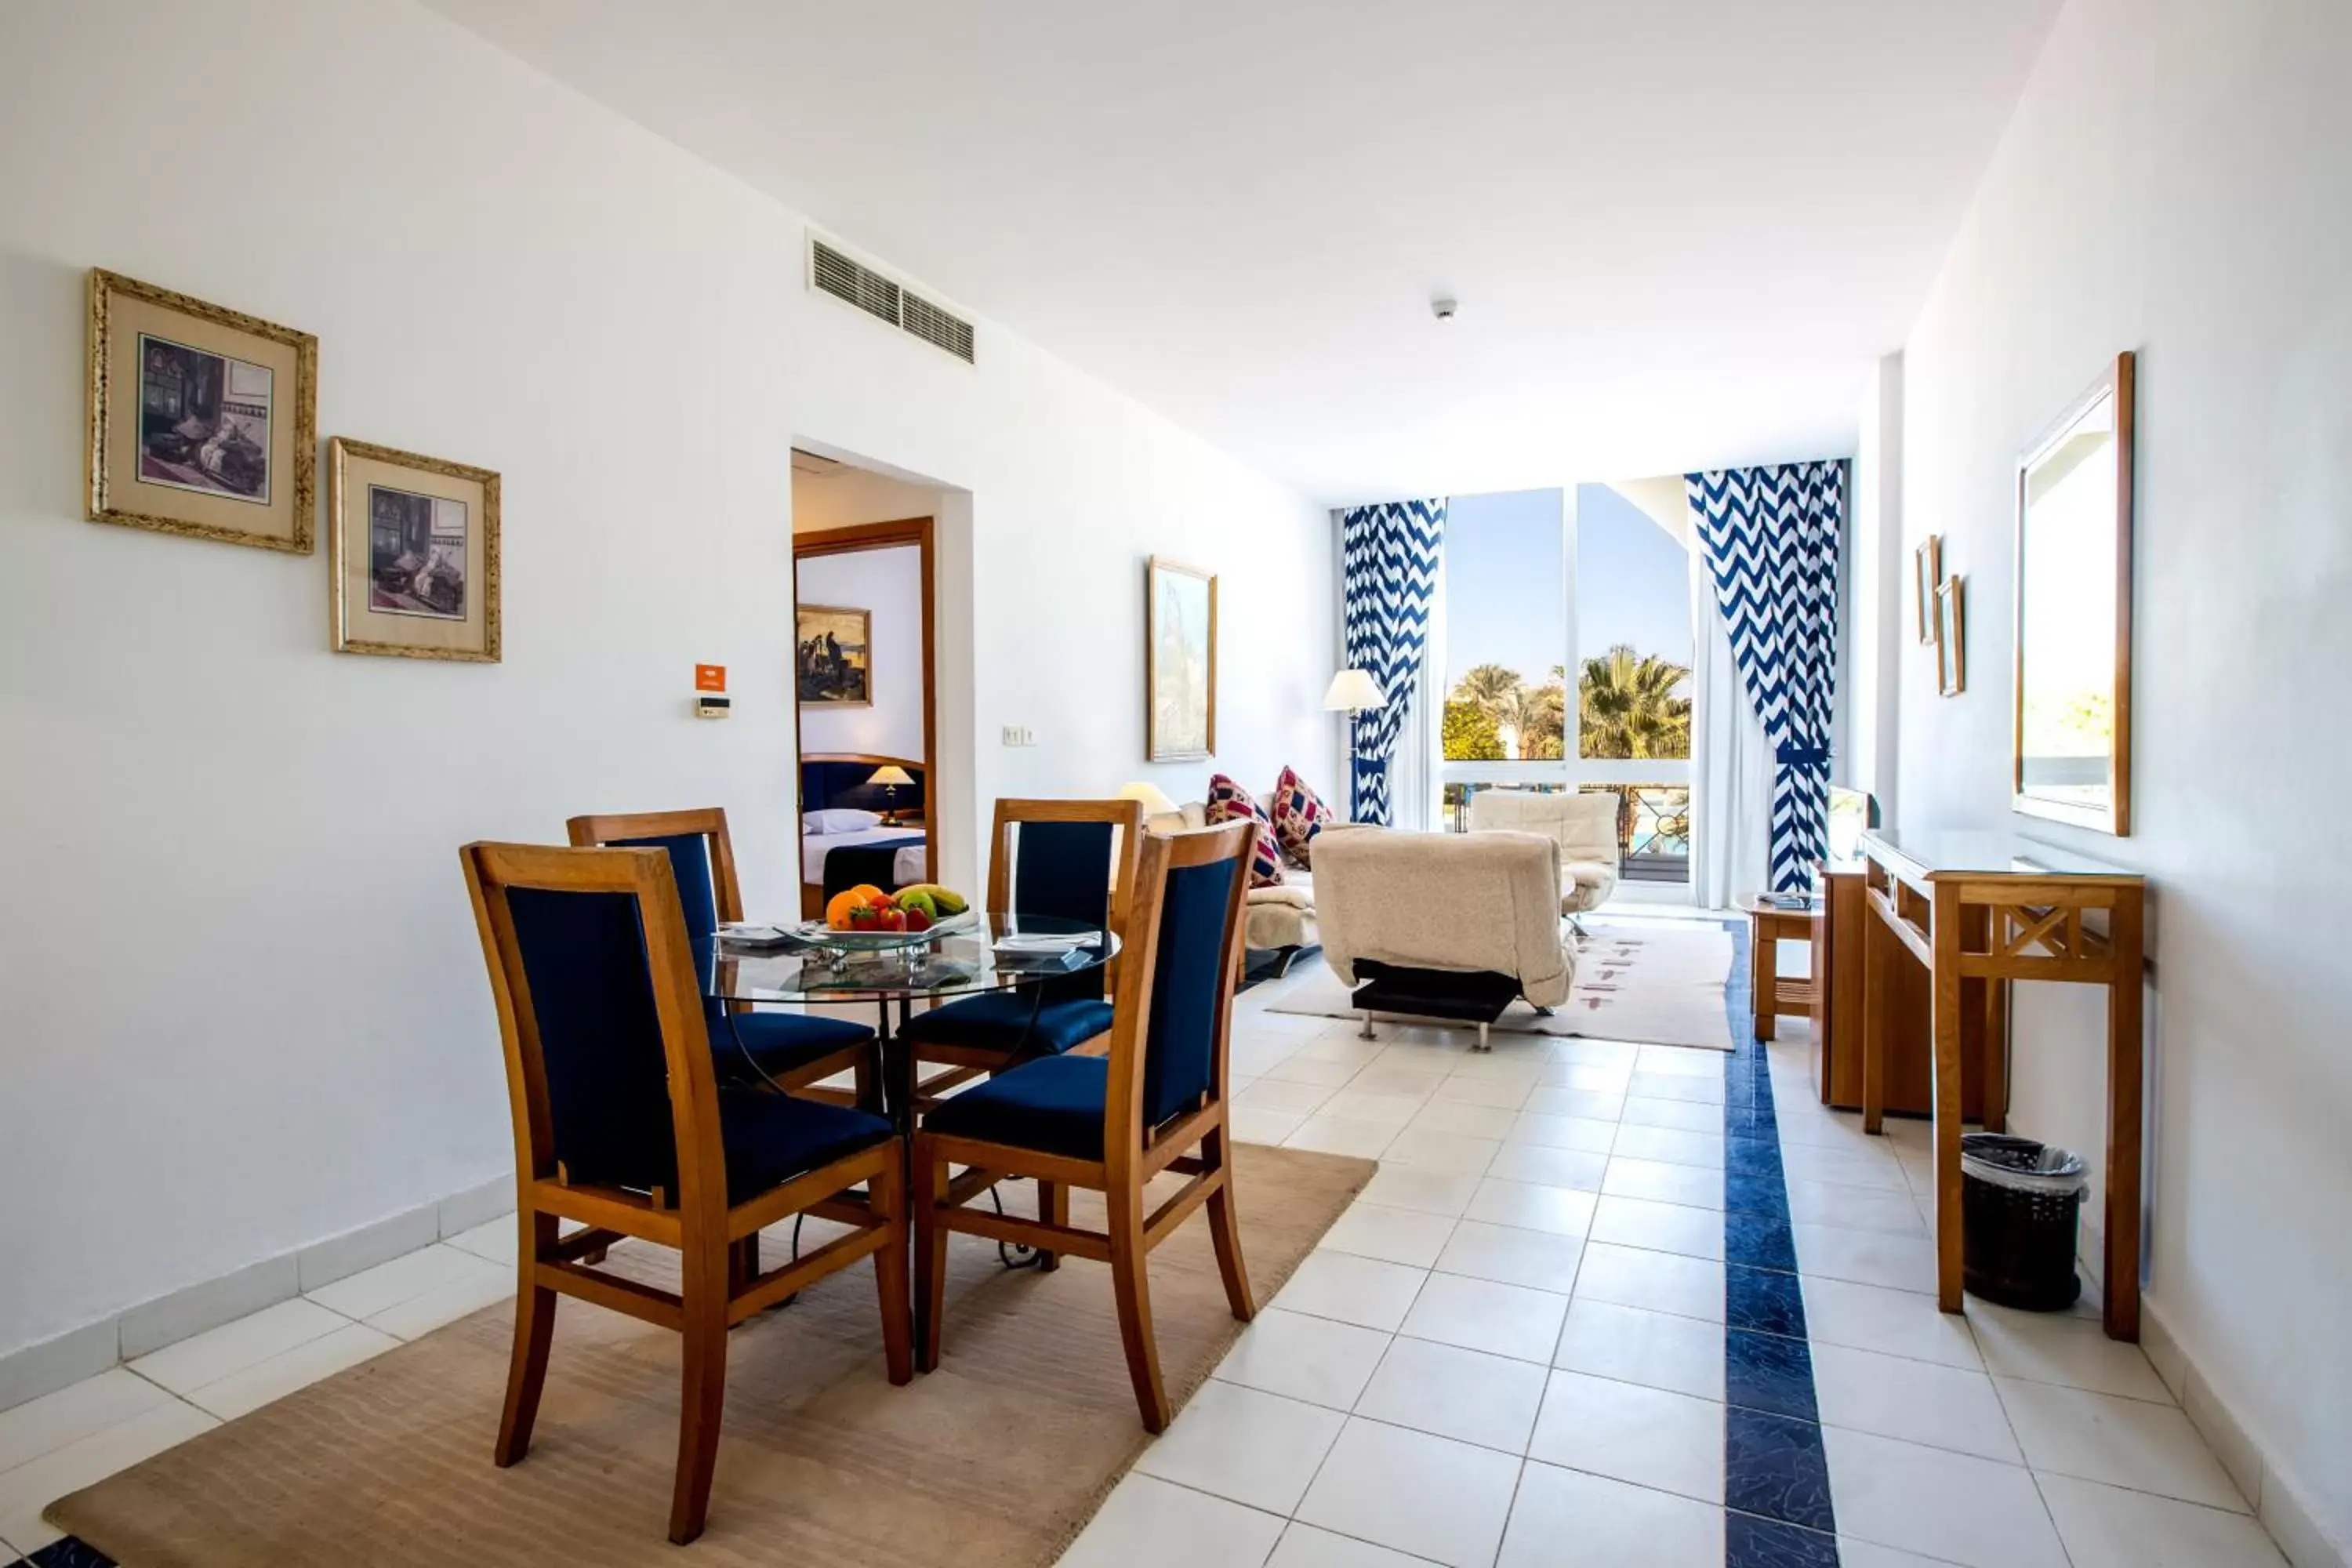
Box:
695, 663, 728, 693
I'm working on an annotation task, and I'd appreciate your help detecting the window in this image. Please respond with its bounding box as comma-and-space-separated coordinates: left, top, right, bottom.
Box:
1441, 481, 1694, 890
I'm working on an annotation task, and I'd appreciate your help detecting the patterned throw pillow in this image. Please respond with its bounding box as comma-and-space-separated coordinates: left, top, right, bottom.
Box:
1203, 773, 1285, 887
1269, 765, 1333, 868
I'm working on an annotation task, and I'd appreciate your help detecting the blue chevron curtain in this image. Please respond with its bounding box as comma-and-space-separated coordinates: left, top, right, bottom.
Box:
1341, 499, 1446, 825
1687, 463, 1845, 891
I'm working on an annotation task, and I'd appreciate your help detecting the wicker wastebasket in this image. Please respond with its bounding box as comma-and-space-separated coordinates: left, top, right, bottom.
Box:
1961, 1133, 2087, 1311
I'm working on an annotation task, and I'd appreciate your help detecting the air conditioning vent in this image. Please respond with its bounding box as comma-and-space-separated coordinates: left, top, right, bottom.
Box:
808, 234, 976, 365
902, 291, 976, 364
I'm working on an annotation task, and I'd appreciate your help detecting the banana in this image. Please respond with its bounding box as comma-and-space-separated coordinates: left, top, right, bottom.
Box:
896, 882, 968, 915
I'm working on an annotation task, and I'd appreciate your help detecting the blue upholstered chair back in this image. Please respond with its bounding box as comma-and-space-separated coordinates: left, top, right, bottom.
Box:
1010, 818, 1115, 1004
1135, 854, 1240, 1129
615, 833, 720, 944
506, 885, 683, 1198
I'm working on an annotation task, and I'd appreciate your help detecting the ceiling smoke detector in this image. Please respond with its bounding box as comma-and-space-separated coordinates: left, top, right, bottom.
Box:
1431, 296, 1459, 321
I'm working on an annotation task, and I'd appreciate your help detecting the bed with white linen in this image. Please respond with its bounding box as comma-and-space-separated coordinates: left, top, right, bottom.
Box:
800, 809, 927, 891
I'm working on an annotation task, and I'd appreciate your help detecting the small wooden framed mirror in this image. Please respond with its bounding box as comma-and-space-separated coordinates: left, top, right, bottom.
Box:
2013, 352, 2134, 835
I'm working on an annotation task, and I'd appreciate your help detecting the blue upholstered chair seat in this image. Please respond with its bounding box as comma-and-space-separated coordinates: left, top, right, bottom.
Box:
709, 1009, 875, 1082
898, 992, 1114, 1057
717, 1090, 894, 1205
920, 1054, 1109, 1161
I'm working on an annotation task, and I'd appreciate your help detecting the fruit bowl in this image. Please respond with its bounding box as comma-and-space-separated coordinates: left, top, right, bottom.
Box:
788, 909, 975, 952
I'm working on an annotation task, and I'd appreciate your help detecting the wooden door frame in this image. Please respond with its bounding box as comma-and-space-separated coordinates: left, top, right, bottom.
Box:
793, 517, 938, 914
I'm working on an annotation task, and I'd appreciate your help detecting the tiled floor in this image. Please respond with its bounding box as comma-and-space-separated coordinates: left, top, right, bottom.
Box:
0, 920, 2295, 1568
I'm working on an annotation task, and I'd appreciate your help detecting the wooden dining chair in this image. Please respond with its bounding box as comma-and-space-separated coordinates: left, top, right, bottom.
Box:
461, 840, 911, 1544
568, 808, 877, 1108
911, 818, 1257, 1430
898, 797, 1144, 1103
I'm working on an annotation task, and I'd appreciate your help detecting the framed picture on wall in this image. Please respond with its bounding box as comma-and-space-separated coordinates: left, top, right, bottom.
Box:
85, 269, 318, 552
328, 437, 501, 661
1936, 575, 1967, 696
1146, 556, 1217, 760
797, 604, 872, 706
1914, 534, 1942, 644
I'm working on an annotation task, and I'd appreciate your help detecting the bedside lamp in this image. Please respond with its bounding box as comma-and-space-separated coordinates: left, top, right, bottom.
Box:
1323, 668, 1387, 713
866, 764, 915, 826
1116, 781, 1181, 822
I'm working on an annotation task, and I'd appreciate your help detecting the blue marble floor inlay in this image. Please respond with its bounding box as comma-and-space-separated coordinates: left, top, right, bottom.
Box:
18, 1538, 117, 1567
1719, 919, 1841, 1566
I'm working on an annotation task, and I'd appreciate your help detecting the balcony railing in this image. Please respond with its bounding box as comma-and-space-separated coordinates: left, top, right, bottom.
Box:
1442, 780, 1691, 884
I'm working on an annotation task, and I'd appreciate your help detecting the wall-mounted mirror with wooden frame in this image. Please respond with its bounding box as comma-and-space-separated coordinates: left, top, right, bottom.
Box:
2013, 352, 2133, 835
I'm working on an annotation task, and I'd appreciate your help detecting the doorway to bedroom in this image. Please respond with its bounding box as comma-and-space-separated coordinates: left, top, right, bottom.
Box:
790, 448, 941, 920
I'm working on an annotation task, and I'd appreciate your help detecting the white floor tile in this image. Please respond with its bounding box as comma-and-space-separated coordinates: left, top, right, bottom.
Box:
1601, 1157, 1723, 1211
1835, 1543, 1971, 1568
1399, 1272, 1566, 1364
1773, 1109, 1889, 1152
1636, 1046, 1720, 1077
0, 1397, 219, 1553
1571, 1243, 1725, 1324
1294, 1417, 1522, 1568
1587, 1196, 1726, 1262
1965, 1301, 2172, 1403
1617, 1096, 1722, 1134
1234, 1038, 1311, 1080
1430, 1075, 1532, 1111
1484, 1143, 1608, 1192
1542, 1063, 1633, 1094
1354, 1336, 1548, 1454
1432, 1221, 1585, 1294
1408, 1102, 1520, 1141
1823, 1425, 2069, 1568
307, 1243, 503, 1321
1799, 1276, 1983, 1370
1783, 1179, 1927, 1236
1213, 1307, 1394, 1411
1526, 1369, 1723, 1504
1284, 1116, 1400, 1160
1626, 1073, 1723, 1105
1240, 1078, 1341, 1115
442, 1213, 519, 1265
1504, 1112, 1617, 1153
1444, 1052, 1546, 1084
1523, 1087, 1626, 1120
1321, 1203, 1461, 1269
1274, 1250, 1429, 1332
1500, 1461, 1723, 1567
1058, 1472, 1285, 1568
1291, 1036, 1389, 1069
1791, 1224, 1936, 1293
183, 1322, 401, 1420
2038, 1472, 2289, 1567
1379, 1127, 1501, 1176
1461, 1178, 1596, 1240
1551, 1037, 1640, 1069
1263, 1054, 1368, 1087
1320, 1090, 1429, 1127
1134, 1379, 1345, 1514
1809, 1342, 2020, 1461
1609, 1127, 1726, 1170
364, 1264, 515, 1341
1356, 1167, 1482, 1219
1350, 1065, 1450, 1101
1234, 1108, 1312, 1145
127, 1297, 350, 1395
1267, 1523, 1434, 1568
0, 1369, 172, 1475
1778, 1142, 1907, 1192
1994, 1377, 2247, 1511
1552, 1299, 1723, 1401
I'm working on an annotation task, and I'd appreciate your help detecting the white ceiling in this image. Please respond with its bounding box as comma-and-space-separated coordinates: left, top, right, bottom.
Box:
427, 0, 2060, 504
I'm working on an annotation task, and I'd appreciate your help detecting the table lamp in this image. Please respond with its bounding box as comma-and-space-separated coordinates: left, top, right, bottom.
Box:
1116, 781, 1181, 821
866, 764, 915, 825
1323, 669, 1387, 713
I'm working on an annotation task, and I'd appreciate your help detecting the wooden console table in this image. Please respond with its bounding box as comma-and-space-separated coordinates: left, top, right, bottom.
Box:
1857, 829, 2147, 1341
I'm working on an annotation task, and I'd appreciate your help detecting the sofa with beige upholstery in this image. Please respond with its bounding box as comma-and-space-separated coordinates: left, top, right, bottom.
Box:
1464, 788, 1621, 924
1146, 800, 1318, 970
1311, 824, 1575, 1048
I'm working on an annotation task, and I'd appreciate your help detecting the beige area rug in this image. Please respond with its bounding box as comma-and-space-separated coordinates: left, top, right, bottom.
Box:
49, 1143, 1371, 1567
1269, 917, 1737, 1050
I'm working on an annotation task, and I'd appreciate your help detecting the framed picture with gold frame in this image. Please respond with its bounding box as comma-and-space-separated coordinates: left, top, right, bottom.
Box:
1936, 576, 1967, 696
1914, 534, 1942, 644
1146, 555, 1218, 761
328, 437, 501, 662
86, 269, 318, 552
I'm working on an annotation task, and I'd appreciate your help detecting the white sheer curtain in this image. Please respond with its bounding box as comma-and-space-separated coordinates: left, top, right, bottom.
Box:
1388, 548, 1446, 832
1689, 546, 1770, 909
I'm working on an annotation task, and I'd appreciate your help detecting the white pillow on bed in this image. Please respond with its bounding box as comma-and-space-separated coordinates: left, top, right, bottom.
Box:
805, 808, 884, 835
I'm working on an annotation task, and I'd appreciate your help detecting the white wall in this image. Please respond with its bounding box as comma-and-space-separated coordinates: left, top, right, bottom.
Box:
1845, 354, 1904, 817
1893, 0, 2351, 1552
0, 0, 1334, 1370
792, 466, 942, 536
796, 545, 924, 760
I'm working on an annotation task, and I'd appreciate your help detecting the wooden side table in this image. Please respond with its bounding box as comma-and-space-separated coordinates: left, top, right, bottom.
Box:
1744, 896, 1819, 1041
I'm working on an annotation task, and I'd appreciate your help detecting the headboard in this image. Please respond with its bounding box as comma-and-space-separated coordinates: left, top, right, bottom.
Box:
800, 753, 927, 818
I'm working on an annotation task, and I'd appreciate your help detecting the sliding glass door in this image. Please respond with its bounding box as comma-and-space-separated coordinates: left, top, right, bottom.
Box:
1439, 481, 1695, 897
